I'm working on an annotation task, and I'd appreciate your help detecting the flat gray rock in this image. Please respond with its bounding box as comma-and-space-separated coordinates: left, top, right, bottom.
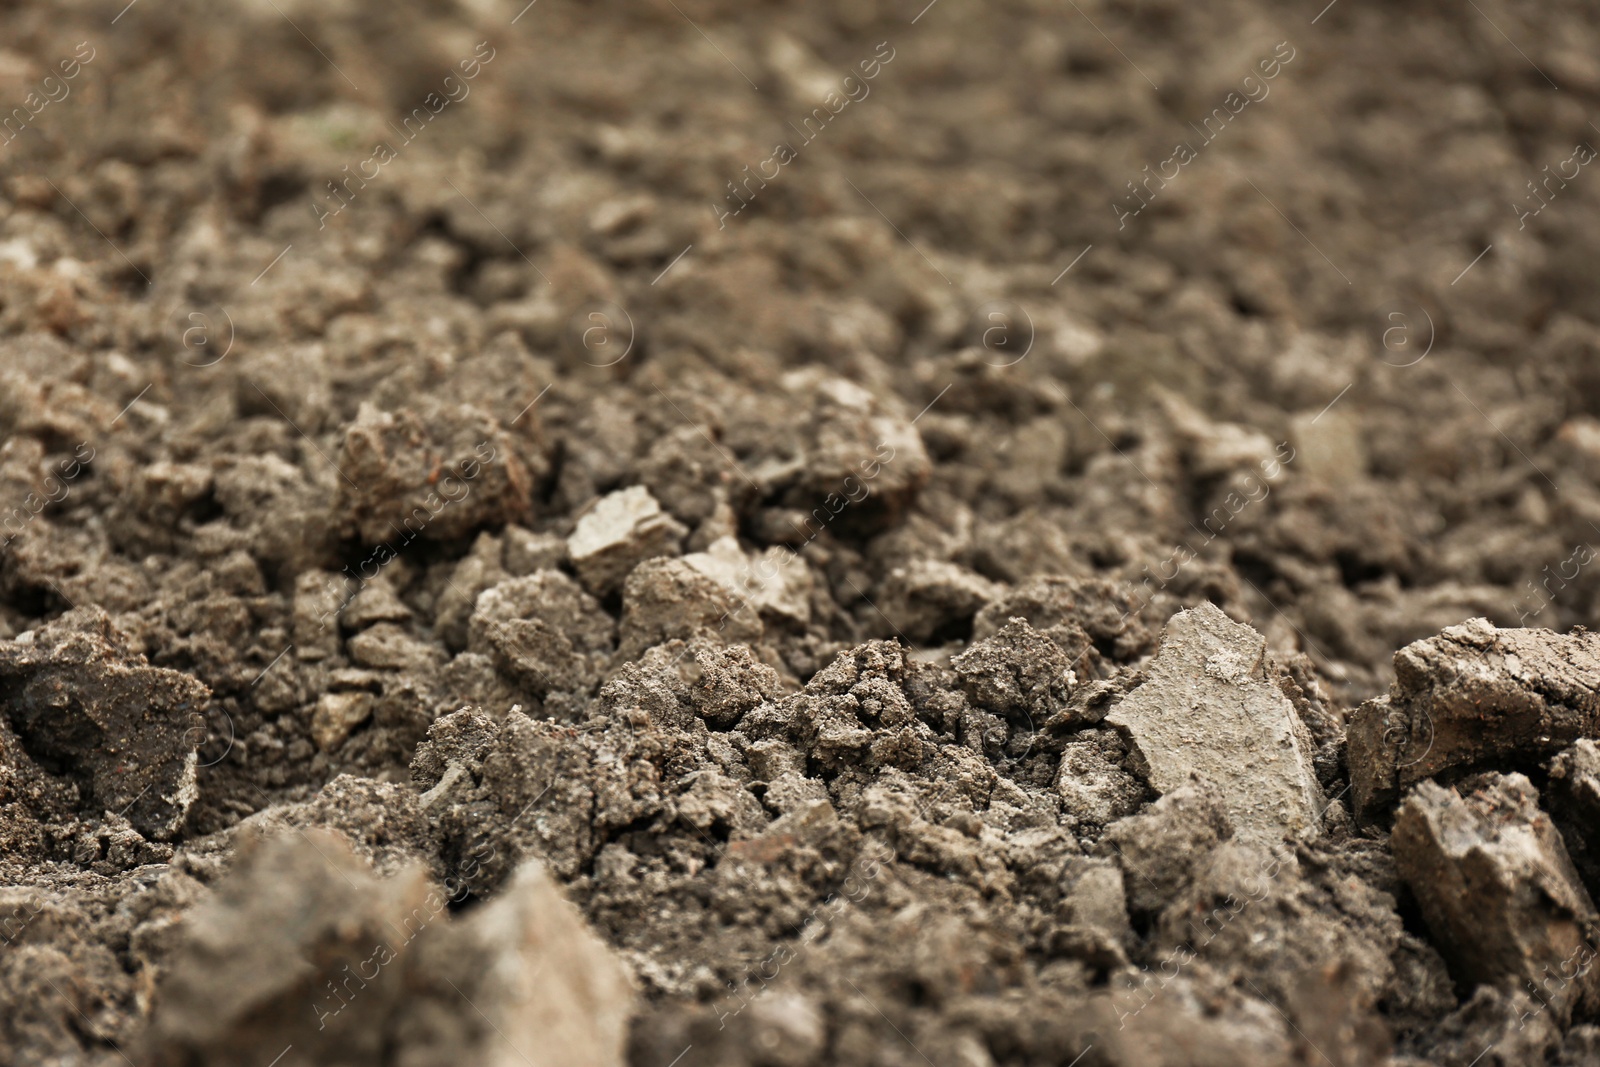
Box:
1105, 602, 1322, 848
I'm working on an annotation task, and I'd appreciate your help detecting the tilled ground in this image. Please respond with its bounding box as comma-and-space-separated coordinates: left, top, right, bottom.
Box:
4, 0, 1600, 1064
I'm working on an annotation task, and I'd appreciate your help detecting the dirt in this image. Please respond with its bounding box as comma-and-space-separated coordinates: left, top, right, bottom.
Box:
3, 0, 1600, 1064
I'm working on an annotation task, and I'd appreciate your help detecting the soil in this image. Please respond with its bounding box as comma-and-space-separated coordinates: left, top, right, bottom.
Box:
3, 0, 1600, 1065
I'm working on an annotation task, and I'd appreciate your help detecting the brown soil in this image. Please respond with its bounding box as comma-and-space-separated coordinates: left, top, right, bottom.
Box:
3, 1, 1600, 1065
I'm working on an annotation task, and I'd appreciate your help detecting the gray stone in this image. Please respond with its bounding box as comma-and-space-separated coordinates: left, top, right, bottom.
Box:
681, 535, 811, 627
482, 617, 597, 697
1548, 740, 1600, 898
148, 830, 432, 1064
404, 859, 636, 1067
293, 569, 346, 662
149, 832, 633, 1067
1104, 603, 1323, 848
567, 485, 687, 595
341, 579, 413, 630
1054, 730, 1147, 838
952, 617, 1074, 727
434, 531, 508, 652
334, 400, 540, 545
766, 370, 933, 535
347, 623, 440, 671
467, 571, 614, 658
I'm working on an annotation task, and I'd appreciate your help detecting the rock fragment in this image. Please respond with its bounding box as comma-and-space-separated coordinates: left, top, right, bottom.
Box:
1054, 729, 1147, 838
0, 608, 208, 840
1348, 619, 1600, 820
340, 578, 413, 630
637, 424, 732, 526
1104, 603, 1323, 847
1394, 774, 1600, 1024
311, 691, 374, 751
211, 453, 334, 572
293, 568, 347, 661
1425, 986, 1563, 1067
567, 485, 687, 595
482, 617, 597, 697
767, 370, 933, 535
685, 642, 784, 729
435, 531, 509, 651
501, 525, 567, 575
347, 622, 440, 670
681, 535, 811, 627
974, 574, 1159, 668
1149, 836, 1404, 1021
467, 571, 614, 659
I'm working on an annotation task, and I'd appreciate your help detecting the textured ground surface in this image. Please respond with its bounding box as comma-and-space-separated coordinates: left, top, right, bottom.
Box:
4, 0, 1600, 1064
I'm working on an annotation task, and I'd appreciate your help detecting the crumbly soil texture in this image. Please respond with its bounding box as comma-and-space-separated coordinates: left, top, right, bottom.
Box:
4, 1, 1600, 1065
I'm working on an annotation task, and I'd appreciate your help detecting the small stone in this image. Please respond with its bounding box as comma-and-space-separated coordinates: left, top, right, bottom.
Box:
347, 622, 438, 670
766, 370, 933, 535
417, 859, 635, 1067
974, 574, 1159, 667
681, 535, 811, 627
688, 643, 784, 728
150, 835, 632, 1067
311, 691, 374, 751
1393, 773, 1600, 1023
1290, 406, 1366, 487
334, 399, 540, 545
467, 571, 614, 658
341, 579, 413, 630
1159, 389, 1282, 480
502, 525, 567, 576
1548, 740, 1600, 896
148, 830, 432, 1064
1348, 619, 1600, 820
567, 485, 687, 595
1105, 603, 1323, 848
637, 425, 731, 526
434, 531, 508, 652
1055, 731, 1147, 838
